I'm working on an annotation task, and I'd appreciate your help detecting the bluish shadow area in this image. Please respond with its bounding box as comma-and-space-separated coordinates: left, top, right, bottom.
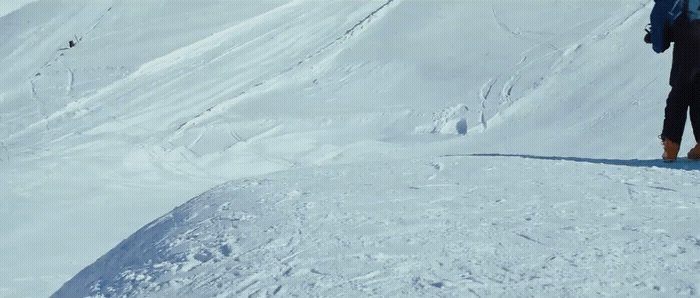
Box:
441, 153, 700, 171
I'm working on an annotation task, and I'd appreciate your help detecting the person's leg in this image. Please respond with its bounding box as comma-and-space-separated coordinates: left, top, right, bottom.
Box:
662, 85, 690, 144
661, 85, 690, 160
685, 83, 700, 159
689, 84, 700, 142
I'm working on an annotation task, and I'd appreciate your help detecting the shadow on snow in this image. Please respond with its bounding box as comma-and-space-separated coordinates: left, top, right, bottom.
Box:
442, 153, 700, 170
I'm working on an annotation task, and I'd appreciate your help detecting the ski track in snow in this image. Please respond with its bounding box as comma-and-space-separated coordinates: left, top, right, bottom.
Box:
174, 0, 401, 133
474, 2, 653, 135
55, 157, 700, 297
478, 77, 496, 130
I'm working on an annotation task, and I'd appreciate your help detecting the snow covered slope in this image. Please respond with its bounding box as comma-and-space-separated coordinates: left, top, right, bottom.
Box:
54, 157, 700, 297
0, 0, 37, 19
1, 0, 696, 296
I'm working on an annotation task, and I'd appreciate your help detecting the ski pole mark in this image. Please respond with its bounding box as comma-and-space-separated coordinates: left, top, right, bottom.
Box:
626, 185, 638, 202
516, 233, 545, 245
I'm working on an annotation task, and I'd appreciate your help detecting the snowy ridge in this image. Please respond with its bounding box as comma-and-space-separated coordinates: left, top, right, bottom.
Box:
55, 157, 700, 296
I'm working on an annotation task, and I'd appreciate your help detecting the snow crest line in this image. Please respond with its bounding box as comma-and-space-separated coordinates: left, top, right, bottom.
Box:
53, 158, 700, 296
318, 0, 399, 55
443, 154, 700, 170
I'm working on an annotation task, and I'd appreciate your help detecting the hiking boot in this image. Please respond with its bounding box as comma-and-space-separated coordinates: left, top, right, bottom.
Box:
661, 136, 680, 162
688, 143, 700, 160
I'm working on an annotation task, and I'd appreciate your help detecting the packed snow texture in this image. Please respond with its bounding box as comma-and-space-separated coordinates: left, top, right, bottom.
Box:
1, 0, 698, 297
55, 158, 700, 297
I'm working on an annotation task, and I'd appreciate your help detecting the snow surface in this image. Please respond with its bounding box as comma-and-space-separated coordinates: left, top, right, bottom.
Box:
1, 0, 699, 296
0, 0, 38, 19
54, 157, 700, 297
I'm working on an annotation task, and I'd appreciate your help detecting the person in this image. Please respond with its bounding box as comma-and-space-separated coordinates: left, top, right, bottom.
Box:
649, 0, 700, 161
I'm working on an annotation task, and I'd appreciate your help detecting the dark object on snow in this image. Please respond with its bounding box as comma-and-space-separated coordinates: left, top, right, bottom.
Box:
644, 24, 653, 44
68, 35, 81, 48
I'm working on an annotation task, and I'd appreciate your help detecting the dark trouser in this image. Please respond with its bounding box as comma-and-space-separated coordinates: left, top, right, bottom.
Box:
662, 83, 700, 144
664, 19, 700, 144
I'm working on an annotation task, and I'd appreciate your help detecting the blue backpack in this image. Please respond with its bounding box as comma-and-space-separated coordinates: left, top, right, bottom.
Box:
670, 0, 700, 22
651, 0, 700, 53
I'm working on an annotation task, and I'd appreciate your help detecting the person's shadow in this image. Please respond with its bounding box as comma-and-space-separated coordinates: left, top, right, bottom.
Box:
442, 153, 700, 171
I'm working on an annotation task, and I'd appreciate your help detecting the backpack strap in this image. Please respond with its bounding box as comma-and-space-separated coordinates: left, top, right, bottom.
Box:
677, 0, 691, 23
